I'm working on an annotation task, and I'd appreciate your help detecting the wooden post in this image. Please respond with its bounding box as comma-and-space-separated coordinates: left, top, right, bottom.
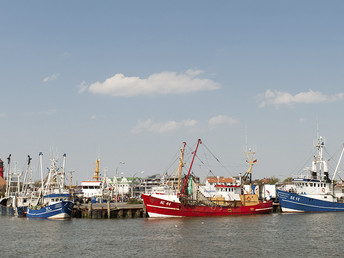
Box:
143, 204, 147, 217
107, 201, 110, 219
88, 202, 92, 218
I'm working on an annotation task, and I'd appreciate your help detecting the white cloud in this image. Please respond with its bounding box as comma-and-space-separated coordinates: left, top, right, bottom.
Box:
208, 115, 238, 128
84, 70, 220, 97
132, 119, 197, 134
77, 81, 88, 94
43, 73, 59, 83
258, 89, 344, 108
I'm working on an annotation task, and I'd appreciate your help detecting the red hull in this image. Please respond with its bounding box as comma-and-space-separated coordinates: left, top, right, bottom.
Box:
142, 194, 273, 217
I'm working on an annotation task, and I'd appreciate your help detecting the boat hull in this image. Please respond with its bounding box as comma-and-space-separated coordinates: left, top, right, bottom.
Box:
277, 189, 344, 212
26, 200, 74, 219
142, 194, 273, 217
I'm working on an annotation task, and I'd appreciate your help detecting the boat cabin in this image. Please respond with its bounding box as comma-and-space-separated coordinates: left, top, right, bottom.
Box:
81, 181, 102, 198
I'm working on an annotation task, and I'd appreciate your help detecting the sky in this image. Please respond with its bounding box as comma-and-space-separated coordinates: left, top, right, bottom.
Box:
1, 1, 344, 184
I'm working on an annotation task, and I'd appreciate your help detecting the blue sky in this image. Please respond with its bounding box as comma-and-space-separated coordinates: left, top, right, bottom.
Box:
1, 1, 344, 184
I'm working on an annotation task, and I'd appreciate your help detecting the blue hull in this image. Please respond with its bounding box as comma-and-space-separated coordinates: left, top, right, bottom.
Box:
27, 200, 74, 219
277, 189, 344, 212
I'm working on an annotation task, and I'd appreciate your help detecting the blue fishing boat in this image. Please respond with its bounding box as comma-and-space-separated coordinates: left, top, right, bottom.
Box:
277, 136, 344, 212
26, 194, 73, 219
26, 153, 74, 219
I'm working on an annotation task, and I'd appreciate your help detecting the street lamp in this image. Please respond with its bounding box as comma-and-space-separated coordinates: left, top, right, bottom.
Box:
131, 171, 144, 198
115, 162, 125, 207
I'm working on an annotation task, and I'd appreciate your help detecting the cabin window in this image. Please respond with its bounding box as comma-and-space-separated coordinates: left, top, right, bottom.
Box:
318, 184, 320, 187
310, 183, 313, 187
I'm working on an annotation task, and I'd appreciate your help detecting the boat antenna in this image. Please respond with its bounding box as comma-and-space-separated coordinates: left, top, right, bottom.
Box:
245, 124, 248, 152
316, 114, 319, 140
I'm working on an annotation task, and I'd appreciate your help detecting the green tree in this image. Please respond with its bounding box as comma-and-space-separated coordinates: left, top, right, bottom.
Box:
283, 177, 293, 183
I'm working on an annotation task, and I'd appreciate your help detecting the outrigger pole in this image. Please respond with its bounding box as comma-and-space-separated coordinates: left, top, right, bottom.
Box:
181, 139, 202, 196
177, 142, 186, 194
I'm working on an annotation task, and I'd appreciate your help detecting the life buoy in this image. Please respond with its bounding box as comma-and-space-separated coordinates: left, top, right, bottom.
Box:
322, 188, 325, 192
246, 196, 251, 201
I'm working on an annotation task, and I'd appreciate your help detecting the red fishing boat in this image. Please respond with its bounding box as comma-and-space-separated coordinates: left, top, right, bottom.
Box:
142, 139, 273, 217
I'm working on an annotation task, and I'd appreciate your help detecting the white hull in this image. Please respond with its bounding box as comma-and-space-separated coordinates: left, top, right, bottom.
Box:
280, 207, 305, 213
147, 212, 182, 218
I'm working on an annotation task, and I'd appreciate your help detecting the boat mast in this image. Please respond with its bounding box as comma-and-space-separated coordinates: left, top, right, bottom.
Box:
313, 137, 328, 180
332, 144, 344, 181
245, 149, 256, 192
5, 154, 11, 196
61, 153, 66, 189
245, 149, 255, 183
177, 142, 186, 193
93, 159, 100, 181
39, 152, 44, 191
181, 139, 202, 196
240, 149, 256, 192
22, 155, 32, 196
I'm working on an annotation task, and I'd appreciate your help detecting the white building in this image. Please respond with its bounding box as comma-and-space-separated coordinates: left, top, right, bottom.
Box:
113, 177, 131, 196
81, 181, 102, 198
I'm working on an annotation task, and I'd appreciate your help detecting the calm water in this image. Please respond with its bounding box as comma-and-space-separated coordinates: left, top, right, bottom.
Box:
1, 213, 344, 257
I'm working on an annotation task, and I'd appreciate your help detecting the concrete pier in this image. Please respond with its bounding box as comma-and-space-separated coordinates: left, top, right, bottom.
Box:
72, 203, 147, 219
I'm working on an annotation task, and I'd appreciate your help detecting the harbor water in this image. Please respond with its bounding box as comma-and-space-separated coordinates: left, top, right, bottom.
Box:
1, 213, 344, 257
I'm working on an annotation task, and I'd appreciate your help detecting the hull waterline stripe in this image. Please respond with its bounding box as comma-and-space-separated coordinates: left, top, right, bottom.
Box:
281, 199, 344, 210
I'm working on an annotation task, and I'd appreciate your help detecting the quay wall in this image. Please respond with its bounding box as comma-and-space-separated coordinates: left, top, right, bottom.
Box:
72, 203, 147, 219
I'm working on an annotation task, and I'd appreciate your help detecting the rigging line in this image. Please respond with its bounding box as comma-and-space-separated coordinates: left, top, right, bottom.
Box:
202, 143, 221, 163
163, 147, 181, 174
164, 157, 179, 174
202, 143, 232, 175
325, 144, 343, 162
293, 147, 315, 175
193, 153, 225, 178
